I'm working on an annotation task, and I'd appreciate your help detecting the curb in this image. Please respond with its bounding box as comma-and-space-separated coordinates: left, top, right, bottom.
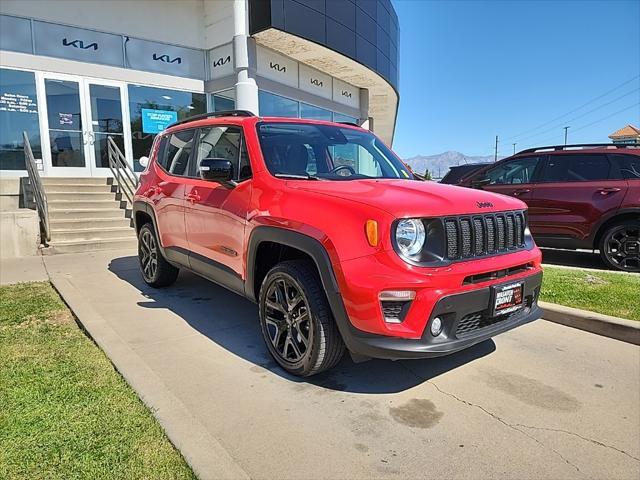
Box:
540, 301, 640, 346
46, 272, 250, 480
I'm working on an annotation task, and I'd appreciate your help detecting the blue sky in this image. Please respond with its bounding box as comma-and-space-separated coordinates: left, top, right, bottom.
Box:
391, 0, 640, 158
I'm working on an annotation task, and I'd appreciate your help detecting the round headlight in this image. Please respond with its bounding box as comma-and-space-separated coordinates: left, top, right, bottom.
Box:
395, 219, 426, 256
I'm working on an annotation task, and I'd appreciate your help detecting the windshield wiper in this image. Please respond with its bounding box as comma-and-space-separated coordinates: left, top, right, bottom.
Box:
274, 173, 320, 180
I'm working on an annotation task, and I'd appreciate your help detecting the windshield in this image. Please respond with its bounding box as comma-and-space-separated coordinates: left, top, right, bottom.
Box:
257, 122, 414, 180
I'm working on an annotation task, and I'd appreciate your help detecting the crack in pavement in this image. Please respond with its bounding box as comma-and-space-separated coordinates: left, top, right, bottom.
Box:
400, 364, 587, 477
512, 424, 640, 463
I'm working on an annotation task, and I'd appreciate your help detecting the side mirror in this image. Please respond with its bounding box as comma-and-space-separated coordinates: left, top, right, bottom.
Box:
139, 156, 149, 168
199, 158, 234, 185
471, 177, 490, 188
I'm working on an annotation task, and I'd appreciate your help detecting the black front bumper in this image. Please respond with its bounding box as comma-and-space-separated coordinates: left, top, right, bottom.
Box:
341, 271, 543, 360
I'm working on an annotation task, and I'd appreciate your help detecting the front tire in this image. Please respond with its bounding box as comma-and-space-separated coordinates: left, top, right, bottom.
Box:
138, 223, 179, 287
598, 220, 640, 272
259, 260, 345, 376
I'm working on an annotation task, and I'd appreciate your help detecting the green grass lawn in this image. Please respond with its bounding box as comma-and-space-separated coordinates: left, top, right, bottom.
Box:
0, 282, 195, 480
540, 267, 640, 321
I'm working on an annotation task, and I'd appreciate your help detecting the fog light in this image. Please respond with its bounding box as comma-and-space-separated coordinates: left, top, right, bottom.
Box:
430, 317, 443, 336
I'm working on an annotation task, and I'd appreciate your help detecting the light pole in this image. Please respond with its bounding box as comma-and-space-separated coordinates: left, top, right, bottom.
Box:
564, 126, 570, 145
512, 143, 516, 155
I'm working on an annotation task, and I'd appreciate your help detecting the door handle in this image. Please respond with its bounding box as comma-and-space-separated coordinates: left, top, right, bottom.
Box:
512, 188, 531, 196
597, 187, 621, 195
185, 190, 201, 203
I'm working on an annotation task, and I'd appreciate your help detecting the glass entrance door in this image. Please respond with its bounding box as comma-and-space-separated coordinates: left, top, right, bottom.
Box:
41, 74, 91, 177
84, 80, 132, 177
39, 73, 132, 177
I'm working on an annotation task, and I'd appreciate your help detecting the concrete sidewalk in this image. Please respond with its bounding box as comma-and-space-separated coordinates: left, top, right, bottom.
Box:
0, 255, 49, 285
41, 249, 640, 480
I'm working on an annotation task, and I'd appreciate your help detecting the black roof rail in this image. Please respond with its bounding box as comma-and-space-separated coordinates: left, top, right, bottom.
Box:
337, 121, 361, 127
517, 143, 639, 155
168, 110, 255, 128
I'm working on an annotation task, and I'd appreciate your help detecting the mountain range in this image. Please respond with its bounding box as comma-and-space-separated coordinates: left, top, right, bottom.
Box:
403, 151, 504, 179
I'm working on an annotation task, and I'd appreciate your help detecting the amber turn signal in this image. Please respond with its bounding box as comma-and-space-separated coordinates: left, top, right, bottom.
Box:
365, 220, 379, 247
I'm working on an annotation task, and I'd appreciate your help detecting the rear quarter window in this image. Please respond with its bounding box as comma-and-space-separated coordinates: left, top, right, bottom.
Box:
540, 154, 610, 182
610, 153, 640, 180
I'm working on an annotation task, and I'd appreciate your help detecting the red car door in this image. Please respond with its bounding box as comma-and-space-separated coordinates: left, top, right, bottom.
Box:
183, 125, 252, 289
527, 153, 627, 245
150, 129, 196, 251
477, 155, 545, 203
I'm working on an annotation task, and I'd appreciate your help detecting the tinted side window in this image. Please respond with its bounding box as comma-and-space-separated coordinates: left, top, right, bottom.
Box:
486, 156, 541, 185
541, 154, 611, 182
154, 135, 169, 170
196, 126, 252, 181
610, 154, 640, 179
163, 129, 195, 176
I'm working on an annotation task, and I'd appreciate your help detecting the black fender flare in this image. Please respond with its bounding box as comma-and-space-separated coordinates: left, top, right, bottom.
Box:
245, 226, 362, 352
132, 200, 171, 259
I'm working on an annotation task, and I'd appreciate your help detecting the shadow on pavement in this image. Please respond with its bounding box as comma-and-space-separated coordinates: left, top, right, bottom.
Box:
541, 248, 611, 270
108, 255, 495, 394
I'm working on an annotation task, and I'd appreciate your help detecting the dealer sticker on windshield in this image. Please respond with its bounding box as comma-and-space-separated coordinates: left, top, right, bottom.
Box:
491, 281, 524, 317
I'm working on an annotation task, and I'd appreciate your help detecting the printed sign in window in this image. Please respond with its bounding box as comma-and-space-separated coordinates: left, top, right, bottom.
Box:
141, 108, 177, 134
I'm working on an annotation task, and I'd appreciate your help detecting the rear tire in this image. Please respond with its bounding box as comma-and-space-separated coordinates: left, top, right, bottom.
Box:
259, 260, 345, 376
138, 223, 179, 287
598, 220, 640, 272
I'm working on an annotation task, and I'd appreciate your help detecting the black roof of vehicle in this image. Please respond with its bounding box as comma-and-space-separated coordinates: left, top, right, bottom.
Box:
440, 163, 490, 184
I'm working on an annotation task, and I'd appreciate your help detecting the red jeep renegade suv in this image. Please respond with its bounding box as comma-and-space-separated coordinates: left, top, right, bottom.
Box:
133, 111, 543, 376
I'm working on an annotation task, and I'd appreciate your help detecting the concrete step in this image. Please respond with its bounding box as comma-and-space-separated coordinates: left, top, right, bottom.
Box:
42, 236, 138, 255
49, 217, 132, 229
47, 192, 118, 202
42, 177, 111, 186
49, 208, 127, 220
51, 226, 136, 242
49, 199, 123, 210
44, 184, 116, 194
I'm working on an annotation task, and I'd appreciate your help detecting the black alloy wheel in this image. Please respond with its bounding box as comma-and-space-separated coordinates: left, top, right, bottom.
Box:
259, 260, 345, 376
139, 227, 158, 282
137, 223, 179, 287
600, 221, 640, 272
263, 275, 312, 363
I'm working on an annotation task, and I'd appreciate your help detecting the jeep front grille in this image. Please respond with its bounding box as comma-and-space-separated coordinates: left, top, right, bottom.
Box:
444, 211, 526, 260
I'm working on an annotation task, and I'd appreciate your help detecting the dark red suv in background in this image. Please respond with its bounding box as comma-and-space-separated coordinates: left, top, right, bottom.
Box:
458, 144, 640, 272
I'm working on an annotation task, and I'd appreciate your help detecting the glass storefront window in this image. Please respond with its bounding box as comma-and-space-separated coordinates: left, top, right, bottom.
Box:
300, 103, 332, 121
258, 90, 358, 127
0, 68, 42, 170
332, 112, 359, 124
259, 91, 298, 117
128, 84, 205, 171
211, 89, 235, 112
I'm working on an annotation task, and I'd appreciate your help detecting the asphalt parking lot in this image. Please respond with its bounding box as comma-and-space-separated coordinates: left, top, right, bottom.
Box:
44, 250, 640, 480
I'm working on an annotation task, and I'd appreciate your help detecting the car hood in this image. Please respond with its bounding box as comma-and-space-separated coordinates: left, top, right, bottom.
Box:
288, 179, 526, 217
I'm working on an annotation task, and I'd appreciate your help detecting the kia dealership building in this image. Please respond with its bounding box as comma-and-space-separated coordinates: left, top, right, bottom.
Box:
0, 0, 400, 178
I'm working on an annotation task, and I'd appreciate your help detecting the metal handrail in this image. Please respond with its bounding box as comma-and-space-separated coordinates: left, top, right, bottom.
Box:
23, 131, 50, 243
107, 136, 138, 205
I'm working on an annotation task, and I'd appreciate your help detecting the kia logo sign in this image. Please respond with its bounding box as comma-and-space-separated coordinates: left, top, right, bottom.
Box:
310, 78, 323, 87
62, 38, 98, 50
153, 53, 182, 64
212, 55, 231, 68
269, 61, 286, 72
476, 201, 493, 208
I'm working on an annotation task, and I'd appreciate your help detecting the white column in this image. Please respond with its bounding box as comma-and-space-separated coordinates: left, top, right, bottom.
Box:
233, 0, 259, 114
